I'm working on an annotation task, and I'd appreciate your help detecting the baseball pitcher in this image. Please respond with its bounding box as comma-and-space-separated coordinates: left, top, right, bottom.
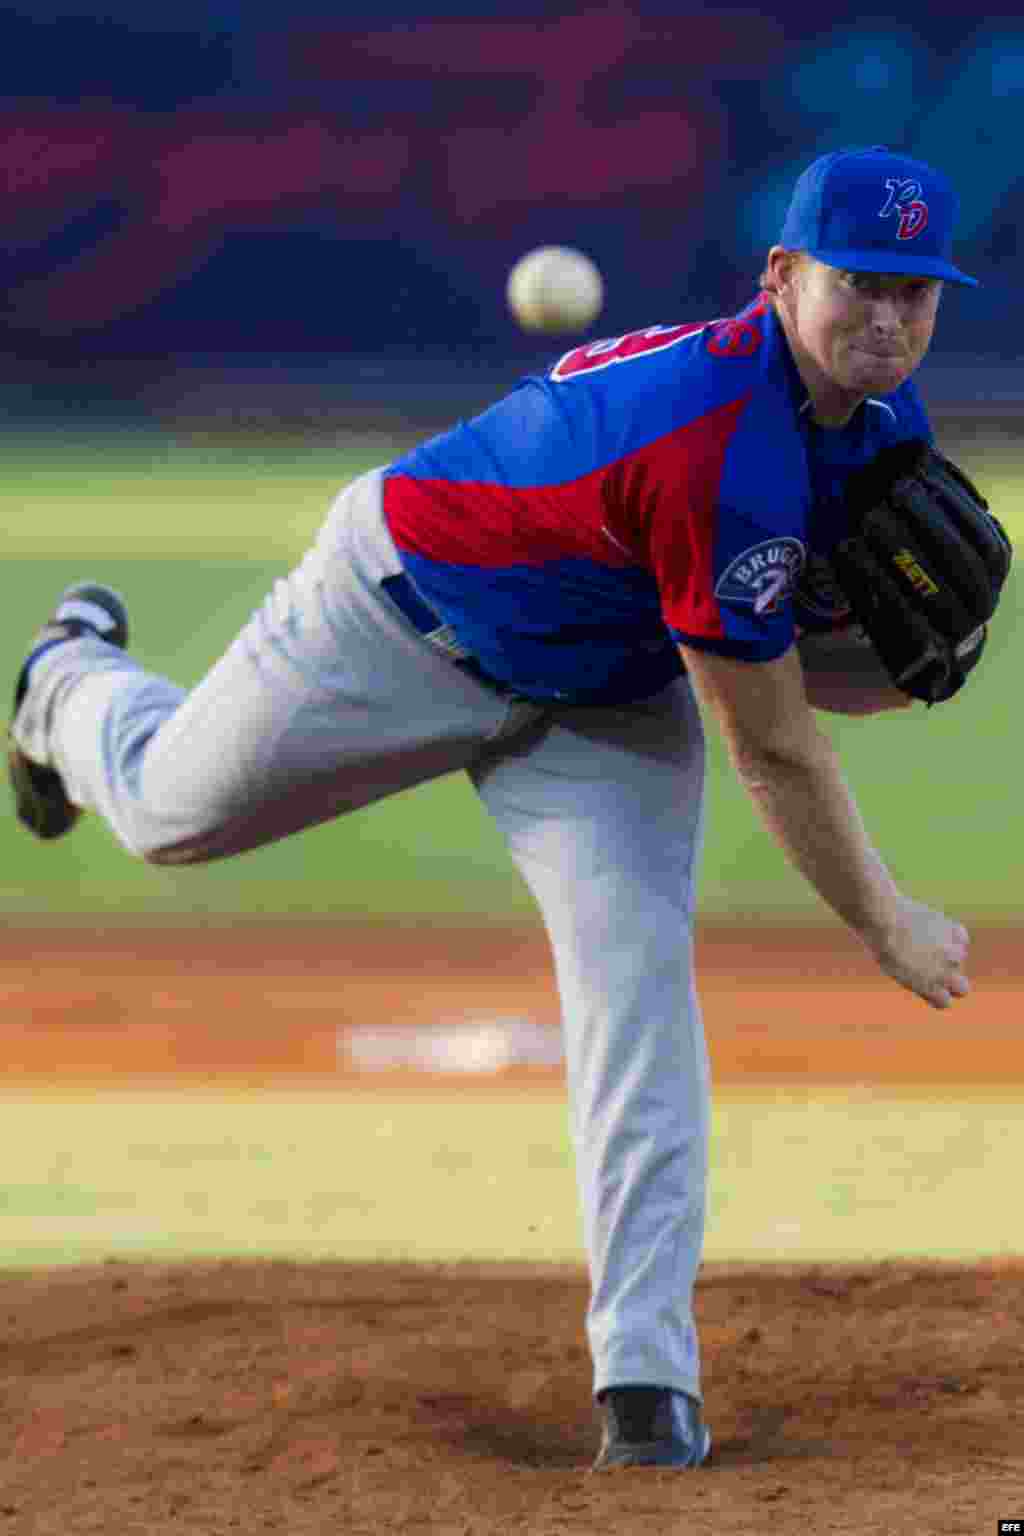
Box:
9, 147, 1010, 1469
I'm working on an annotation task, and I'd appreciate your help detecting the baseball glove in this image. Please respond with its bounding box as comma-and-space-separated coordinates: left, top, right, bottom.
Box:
830, 439, 1012, 705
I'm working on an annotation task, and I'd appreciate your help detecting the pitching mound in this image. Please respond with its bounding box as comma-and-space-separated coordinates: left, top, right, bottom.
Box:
1, 1258, 1020, 1533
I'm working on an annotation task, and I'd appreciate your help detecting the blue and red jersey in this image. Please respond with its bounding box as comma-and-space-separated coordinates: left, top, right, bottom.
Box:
382, 295, 931, 705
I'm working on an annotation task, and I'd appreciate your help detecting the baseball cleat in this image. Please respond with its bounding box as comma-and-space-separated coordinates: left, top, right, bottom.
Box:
592, 1386, 712, 1471
8, 582, 129, 840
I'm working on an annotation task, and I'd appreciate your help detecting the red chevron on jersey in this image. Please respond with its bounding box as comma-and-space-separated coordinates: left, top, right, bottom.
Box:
384, 466, 638, 570
385, 393, 750, 579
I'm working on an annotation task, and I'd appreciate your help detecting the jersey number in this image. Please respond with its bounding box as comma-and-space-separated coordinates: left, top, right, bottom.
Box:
551, 322, 709, 381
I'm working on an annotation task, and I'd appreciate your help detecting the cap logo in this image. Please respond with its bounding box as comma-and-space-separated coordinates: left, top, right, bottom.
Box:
879, 177, 929, 242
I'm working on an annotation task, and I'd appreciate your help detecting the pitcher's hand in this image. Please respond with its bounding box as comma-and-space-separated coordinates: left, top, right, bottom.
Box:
865, 896, 970, 1009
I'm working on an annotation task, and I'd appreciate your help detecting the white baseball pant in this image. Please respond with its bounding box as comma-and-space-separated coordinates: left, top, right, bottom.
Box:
14, 467, 711, 1401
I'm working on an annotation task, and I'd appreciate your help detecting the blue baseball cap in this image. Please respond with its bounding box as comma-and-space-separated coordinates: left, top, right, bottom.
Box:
779, 146, 977, 287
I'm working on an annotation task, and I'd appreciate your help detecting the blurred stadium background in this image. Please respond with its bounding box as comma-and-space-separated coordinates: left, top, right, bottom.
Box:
2, 0, 1021, 929
3, 27, 1023, 1533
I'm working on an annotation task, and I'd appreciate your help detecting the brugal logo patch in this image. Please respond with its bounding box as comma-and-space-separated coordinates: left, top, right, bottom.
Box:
715, 537, 806, 615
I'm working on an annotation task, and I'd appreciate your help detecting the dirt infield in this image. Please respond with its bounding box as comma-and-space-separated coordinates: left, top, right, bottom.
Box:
1, 922, 1022, 1532
2, 1258, 1022, 1533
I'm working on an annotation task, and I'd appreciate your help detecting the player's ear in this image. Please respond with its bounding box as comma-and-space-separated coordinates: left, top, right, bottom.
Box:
763, 247, 802, 298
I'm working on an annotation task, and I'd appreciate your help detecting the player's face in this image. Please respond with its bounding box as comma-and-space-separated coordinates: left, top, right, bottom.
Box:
791, 258, 942, 406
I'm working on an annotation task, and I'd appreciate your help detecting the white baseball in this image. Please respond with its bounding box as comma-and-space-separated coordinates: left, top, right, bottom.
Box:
506, 246, 604, 334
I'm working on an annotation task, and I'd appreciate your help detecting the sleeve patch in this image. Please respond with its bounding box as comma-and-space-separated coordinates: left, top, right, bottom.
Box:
713, 536, 806, 616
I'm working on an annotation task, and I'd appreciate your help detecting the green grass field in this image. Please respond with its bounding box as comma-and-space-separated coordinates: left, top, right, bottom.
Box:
0, 1086, 1020, 1268
2, 431, 1020, 919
